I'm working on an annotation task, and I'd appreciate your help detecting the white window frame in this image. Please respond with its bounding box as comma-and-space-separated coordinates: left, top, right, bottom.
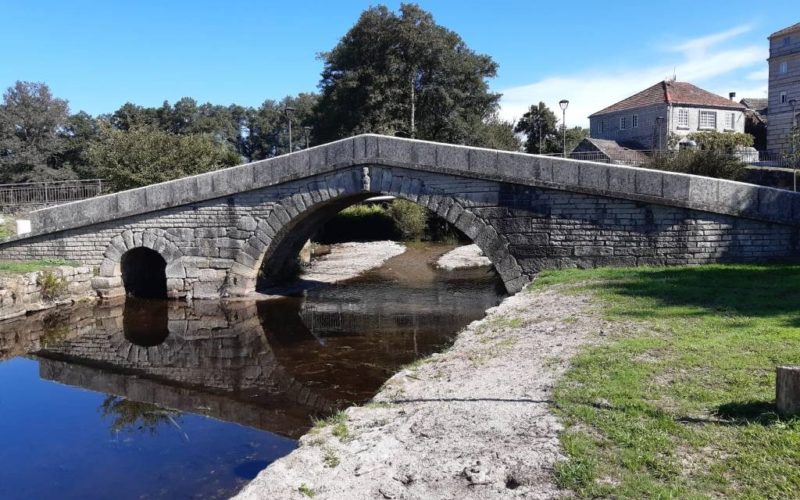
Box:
785, 36, 792, 46
699, 110, 717, 130
677, 108, 689, 128
620, 116, 627, 130
780, 61, 788, 74
725, 112, 736, 130
600, 120, 605, 133
632, 114, 639, 128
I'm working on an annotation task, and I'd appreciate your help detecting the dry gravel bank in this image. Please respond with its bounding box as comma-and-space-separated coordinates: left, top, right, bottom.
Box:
236, 284, 604, 499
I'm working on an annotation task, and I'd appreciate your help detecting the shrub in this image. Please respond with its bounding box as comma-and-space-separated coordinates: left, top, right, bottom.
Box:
688, 130, 754, 152
387, 199, 427, 240
645, 149, 746, 181
36, 270, 68, 301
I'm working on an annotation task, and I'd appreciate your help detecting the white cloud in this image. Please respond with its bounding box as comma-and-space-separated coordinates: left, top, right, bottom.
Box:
747, 69, 769, 80
498, 25, 768, 127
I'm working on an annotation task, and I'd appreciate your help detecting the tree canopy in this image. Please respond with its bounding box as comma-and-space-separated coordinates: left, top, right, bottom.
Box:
313, 3, 506, 148
0, 81, 72, 182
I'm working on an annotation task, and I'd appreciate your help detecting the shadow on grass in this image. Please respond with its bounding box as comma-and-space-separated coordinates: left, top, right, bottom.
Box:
714, 400, 786, 425
583, 264, 800, 327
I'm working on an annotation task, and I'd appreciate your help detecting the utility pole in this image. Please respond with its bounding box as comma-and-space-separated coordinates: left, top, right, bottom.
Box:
410, 72, 416, 138
284, 106, 296, 153
304, 126, 312, 149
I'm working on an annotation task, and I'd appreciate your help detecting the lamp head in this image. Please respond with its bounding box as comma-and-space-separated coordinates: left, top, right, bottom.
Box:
559, 99, 569, 111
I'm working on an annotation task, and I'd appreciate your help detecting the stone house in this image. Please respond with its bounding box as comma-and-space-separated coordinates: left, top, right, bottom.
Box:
588, 80, 746, 150
767, 22, 800, 154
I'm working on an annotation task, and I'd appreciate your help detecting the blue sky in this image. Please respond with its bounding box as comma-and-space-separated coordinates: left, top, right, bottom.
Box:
1, 1, 794, 126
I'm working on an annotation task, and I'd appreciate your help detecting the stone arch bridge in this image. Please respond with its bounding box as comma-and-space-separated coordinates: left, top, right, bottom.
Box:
1, 134, 798, 299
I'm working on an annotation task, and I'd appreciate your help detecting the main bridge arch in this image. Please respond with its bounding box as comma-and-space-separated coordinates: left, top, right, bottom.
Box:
227, 166, 523, 295
0, 134, 799, 300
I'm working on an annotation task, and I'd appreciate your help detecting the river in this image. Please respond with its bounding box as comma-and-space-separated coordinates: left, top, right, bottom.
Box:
0, 244, 504, 499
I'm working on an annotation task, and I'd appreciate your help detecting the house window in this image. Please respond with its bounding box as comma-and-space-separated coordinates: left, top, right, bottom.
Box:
600, 120, 605, 133
780, 61, 788, 74
785, 36, 791, 46
726, 112, 736, 130
620, 116, 628, 130
782, 91, 788, 104
677, 109, 689, 128
699, 111, 716, 129
632, 114, 639, 128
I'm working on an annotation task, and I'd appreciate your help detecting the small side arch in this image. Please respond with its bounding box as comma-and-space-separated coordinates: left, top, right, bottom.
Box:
97, 229, 184, 299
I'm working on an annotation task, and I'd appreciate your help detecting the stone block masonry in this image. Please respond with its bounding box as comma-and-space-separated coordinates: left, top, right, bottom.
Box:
0, 135, 798, 300
0, 266, 95, 321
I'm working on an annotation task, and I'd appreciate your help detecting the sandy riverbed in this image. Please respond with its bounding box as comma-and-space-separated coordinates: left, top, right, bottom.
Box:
236, 283, 603, 499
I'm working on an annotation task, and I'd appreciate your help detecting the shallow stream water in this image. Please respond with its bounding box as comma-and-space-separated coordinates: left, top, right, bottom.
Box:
0, 244, 504, 499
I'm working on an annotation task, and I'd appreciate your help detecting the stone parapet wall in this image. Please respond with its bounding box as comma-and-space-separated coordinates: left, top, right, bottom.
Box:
0, 266, 96, 321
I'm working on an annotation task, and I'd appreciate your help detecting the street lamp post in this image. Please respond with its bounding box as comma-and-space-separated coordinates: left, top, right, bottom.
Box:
559, 99, 569, 157
284, 106, 296, 153
790, 99, 798, 191
303, 126, 312, 149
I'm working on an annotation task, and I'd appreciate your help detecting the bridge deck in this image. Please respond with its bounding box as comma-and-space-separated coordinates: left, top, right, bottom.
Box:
7, 134, 800, 242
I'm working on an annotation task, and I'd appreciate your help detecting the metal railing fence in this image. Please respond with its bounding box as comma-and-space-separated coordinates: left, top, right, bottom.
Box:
0, 179, 105, 210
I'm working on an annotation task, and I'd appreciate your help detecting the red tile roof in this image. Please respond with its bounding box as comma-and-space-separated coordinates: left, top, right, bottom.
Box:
771, 22, 800, 38
589, 80, 745, 117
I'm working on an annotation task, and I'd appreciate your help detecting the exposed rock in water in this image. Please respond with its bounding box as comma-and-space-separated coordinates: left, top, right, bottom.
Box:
436, 244, 491, 271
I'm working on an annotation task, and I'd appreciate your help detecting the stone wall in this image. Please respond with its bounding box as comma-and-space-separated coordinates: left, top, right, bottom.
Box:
0, 135, 798, 299
0, 266, 95, 321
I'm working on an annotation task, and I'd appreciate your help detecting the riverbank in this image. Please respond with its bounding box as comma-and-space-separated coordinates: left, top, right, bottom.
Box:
0, 263, 96, 321
236, 282, 603, 499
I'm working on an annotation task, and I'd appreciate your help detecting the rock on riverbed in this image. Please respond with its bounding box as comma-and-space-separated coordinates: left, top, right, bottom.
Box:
235, 284, 603, 499
436, 244, 491, 270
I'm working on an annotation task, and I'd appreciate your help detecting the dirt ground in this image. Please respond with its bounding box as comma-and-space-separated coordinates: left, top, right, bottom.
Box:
436, 243, 492, 270
236, 284, 603, 499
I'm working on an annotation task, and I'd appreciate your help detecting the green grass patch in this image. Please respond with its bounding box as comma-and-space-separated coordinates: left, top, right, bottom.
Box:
0, 258, 79, 275
544, 264, 800, 498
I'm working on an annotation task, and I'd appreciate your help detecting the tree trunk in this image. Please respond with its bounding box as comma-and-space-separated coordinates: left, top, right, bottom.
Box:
776, 366, 800, 415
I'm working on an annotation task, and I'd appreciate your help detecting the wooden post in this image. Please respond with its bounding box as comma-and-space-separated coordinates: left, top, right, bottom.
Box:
776, 366, 800, 416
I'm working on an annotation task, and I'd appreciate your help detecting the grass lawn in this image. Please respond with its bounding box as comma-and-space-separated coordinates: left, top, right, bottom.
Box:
0, 258, 78, 275
534, 264, 800, 498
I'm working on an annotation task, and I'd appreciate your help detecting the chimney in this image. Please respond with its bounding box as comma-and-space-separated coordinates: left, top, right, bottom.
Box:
729, 92, 736, 101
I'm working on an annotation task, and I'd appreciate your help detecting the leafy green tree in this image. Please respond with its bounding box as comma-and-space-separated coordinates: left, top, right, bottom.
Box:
100, 396, 182, 436
0, 81, 72, 182
314, 4, 501, 147
514, 102, 559, 153
87, 124, 239, 190
60, 111, 101, 177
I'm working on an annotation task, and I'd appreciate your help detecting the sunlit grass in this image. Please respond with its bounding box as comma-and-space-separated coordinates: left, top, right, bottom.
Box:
0, 258, 79, 275
535, 264, 800, 498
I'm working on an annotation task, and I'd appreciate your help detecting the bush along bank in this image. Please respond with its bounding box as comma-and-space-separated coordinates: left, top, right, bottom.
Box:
0, 263, 96, 321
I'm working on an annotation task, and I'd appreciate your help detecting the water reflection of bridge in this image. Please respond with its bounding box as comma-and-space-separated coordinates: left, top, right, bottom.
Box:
1, 278, 499, 437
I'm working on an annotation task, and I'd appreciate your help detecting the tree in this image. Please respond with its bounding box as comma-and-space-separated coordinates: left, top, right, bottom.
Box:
0, 81, 71, 182
687, 130, 754, 152
514, 102, 558, 154
87, 124, 239, 191
313, 4, 501, 147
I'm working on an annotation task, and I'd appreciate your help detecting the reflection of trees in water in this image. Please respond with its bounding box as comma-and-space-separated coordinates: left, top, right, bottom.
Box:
99, 396, 184, 438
